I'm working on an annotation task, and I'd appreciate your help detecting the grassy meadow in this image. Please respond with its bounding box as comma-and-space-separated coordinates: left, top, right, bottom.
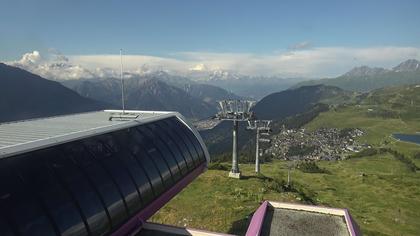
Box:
151, 85, 420, 235
150, 157, 420, 236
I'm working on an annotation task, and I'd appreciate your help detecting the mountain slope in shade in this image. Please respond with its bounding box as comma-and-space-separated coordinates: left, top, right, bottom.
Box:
62, 78, 122, 107
0, 63, 106, 123
252, 85, 355, 120
199, 76, 307, 100
62, 78, 219, 119
184, 83, 241, 106
126, 79, 217, 119
293, 59, 420, 92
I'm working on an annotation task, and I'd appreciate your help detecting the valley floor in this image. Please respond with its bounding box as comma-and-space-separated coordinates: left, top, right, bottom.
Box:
305, 105, 420, 166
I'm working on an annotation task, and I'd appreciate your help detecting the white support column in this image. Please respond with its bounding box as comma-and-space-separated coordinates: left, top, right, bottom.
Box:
229, 120, 241, 178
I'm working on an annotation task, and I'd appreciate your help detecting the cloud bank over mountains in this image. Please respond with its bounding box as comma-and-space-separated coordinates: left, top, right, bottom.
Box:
5, 46, 420, 80
10, 51, 95, 80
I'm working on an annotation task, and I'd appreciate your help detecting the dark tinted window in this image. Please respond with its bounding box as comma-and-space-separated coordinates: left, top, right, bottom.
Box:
51, 148, 110, 235
0, 159, 57, 236
69, 141, 127, 228
172, 119, 206, 163
129, 130, 165, 196
156, 120, 194, 171
152, 122, 188, 175
94, 136, 142, 215
155, 121, 192, 172
0, 214, 14, 236
136, 127, 174, 187
112, 130, 155, 205
165, 118, 201, 166
18, 149, 88, 236
144, 124, 182, 180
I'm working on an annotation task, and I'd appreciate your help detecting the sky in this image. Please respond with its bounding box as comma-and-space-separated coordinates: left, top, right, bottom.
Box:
1, 0, 420, 78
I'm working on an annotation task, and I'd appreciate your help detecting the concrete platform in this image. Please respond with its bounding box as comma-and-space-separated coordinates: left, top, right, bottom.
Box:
228, 171, 241, 179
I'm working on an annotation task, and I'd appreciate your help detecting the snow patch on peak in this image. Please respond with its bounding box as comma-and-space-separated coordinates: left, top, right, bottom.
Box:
343, 66, 388, 77
189, 63, 208, 71
393, 59, 420, 72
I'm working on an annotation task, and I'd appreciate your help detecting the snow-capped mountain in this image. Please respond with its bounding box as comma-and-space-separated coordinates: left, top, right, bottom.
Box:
294, 59, 420, 92
208, 69, 242, 81
342, 66, 389, 77
392, 59, 420, 72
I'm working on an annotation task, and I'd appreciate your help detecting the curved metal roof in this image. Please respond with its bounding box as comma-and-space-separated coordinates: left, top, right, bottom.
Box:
0, 110, 210, 236
0, 110, 210, 163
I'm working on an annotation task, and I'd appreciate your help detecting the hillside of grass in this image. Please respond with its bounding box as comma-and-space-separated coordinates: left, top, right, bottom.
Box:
305, 85, 420, 165
150, 158, 420, 236
150, 85, 420, 236
293, 68, 420, 92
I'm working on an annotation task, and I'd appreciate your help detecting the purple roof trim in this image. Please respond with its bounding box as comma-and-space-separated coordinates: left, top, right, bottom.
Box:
245, 200, 269, 236
344, 209, 362, 236
143, 222, 236, 236
111, 163, 206, 236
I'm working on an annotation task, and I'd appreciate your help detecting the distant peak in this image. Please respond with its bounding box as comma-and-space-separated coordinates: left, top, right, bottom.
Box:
189, 63, 208, 71
393, 59, 420, 72
343, 65, 388, 77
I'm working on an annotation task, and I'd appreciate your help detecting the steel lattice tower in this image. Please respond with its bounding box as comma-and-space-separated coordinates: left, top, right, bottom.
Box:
247, 120, 272, 174
216, 100, 255, 178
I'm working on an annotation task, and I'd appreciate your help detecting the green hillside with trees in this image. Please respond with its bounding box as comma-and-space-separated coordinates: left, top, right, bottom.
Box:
151, 84, 420, 236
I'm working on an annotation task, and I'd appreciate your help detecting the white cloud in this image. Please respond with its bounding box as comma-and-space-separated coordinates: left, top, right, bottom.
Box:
5, 46, 420, 80
17, 51, 43, 66
288, 41, 312, 50
189, 63, 208, 71
8, 50, 95, 80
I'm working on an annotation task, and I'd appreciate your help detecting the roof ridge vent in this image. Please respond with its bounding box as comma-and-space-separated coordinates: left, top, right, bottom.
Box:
107, 111, 139, 121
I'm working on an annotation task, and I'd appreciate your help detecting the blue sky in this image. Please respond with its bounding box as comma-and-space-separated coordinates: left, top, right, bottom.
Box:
1, 0, 420, 77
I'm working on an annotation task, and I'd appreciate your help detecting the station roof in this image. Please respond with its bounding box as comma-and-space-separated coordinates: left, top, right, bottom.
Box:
0, 110, 178, 159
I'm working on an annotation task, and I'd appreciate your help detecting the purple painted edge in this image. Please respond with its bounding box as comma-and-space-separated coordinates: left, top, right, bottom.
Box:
111, 163, 206, 236
143, 222, 236, 236
281, 202, 350, 212
245, 200, 269, 236
344, 208, 362, 236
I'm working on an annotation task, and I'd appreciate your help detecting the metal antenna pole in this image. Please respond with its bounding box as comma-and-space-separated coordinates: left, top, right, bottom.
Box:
120, 49, 125, 114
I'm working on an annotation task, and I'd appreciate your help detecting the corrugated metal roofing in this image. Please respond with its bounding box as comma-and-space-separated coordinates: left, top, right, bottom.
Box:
0, 110, 175, 159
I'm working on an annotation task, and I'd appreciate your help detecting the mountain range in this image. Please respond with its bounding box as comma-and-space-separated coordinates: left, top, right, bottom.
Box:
0, 63, 106, 123
185, 68, 307, 99
0, 62, 242, 122
2, 58, 419, 127
61, 76, 241, 120
294, 59, 420, 91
